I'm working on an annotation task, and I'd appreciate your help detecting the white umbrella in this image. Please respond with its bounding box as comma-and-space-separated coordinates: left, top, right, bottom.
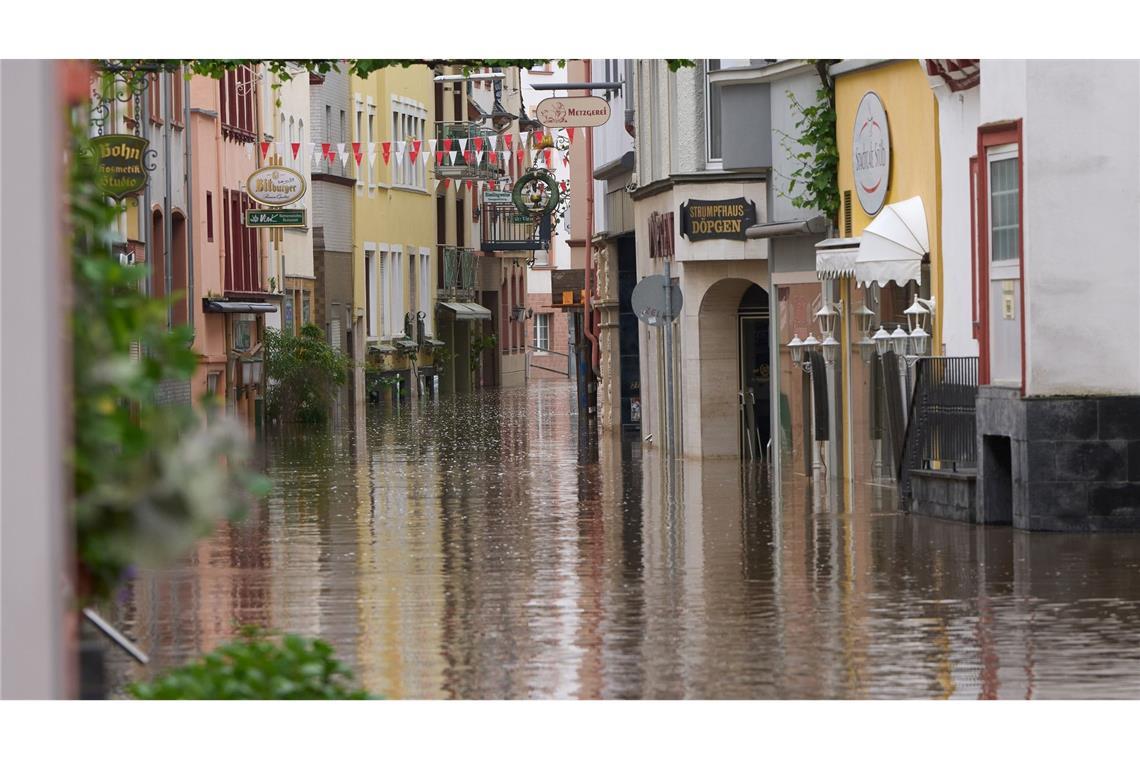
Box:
855, 195, 929, 287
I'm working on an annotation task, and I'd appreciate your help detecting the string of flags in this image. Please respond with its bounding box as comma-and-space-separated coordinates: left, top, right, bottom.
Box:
254, 129, 576, 173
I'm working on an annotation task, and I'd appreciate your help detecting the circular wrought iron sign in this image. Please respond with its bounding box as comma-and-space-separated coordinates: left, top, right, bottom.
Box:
512, 169, 560, 216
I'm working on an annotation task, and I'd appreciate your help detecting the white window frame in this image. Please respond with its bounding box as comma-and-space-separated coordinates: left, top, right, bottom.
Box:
987, 143, 1020, 276
704, 59, 749, 169
534, 312, 550, 352
378, 243, 390, 338
354, 96, 364, 190
391, 96, 428, 191
388, 244, 404, 338
364, 244, 378, 339
367, 102, 377, 188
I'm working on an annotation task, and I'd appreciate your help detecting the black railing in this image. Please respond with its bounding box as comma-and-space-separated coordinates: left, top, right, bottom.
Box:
481, 204, 551, 252
433, 122, 504, 180
898, 356, 979, 505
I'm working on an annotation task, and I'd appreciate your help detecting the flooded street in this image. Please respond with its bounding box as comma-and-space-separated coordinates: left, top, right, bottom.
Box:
110, 379, 1140, 699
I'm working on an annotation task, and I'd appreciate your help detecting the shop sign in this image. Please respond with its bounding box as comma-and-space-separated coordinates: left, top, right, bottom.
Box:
535, 96, 611, 128
679, 197, 757, 241
484, 190, 514, 205
246, 166, 306, 206
551, 269, 585, 308
512, 169, 561, 215
244, 208, 306, 228
648, 211, 675, 258
91, 134, 149, 200
852, 91, 891, 215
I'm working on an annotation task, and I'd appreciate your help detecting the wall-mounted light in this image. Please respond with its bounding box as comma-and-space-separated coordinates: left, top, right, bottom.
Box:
788, 334, 804, 367
873, 325, 892, 358
814, 302, 840, 339
821, 335, 840, 366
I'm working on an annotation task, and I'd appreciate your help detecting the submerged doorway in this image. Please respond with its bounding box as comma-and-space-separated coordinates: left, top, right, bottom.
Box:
739, 284, 770, 460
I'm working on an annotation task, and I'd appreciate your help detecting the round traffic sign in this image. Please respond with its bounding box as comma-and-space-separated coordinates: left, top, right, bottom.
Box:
631, 275, 683, 326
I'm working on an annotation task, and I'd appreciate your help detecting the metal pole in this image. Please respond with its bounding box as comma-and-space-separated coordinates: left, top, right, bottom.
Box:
663, 257, 676, 461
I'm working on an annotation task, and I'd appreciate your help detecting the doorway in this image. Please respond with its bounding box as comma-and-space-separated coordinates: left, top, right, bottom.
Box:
738, 284, 770, 460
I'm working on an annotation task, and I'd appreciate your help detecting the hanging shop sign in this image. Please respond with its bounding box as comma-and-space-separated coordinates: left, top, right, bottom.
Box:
91, 134, 150, 200
484, 190, 514, 205
852, 91, 891, 216
648, 211, 675, 258
551, 268, 585, 308
679, 197, 757, 241
244, 208, 307, 228
535, 96, 611, 128
512, 169, 561, 216
245, 166, 306, 207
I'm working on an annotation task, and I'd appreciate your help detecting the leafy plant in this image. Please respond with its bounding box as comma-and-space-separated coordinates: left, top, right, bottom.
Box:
470, 333, 498, 375
775, 60, 841, 226
70, 125, 269, 602
264, 324, 352, 424
128, 626, 372, 700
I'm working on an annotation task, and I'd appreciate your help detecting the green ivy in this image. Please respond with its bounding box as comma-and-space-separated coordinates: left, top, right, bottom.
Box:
470, 333, 497, 375
776, 60, 841, 227
69, 125, 270, 602
264, 324, 352, 424
128, 626, 372, 700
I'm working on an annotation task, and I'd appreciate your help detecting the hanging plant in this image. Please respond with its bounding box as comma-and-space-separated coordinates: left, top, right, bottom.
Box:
775, 60, 841, 227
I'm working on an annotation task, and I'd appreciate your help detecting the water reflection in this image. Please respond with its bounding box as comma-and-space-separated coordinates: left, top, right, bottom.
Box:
110, 378, 1140, 698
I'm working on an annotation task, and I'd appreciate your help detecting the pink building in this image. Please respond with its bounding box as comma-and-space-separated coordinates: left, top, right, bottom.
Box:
189, 66, 273, 425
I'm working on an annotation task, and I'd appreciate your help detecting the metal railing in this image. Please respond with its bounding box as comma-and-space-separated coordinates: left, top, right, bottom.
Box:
481, 204, 550, 252
433, 122, 505, 180
440, 246, 476, 299
898, 356, 979, 505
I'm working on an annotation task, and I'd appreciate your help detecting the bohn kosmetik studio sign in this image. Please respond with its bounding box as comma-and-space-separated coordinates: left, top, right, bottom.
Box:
852, 91, 890, 216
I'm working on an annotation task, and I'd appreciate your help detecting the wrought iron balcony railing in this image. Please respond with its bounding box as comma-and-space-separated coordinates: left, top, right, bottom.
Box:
433, 122, 506, 181
439, 246, 477, 301
480, 203, 551, 253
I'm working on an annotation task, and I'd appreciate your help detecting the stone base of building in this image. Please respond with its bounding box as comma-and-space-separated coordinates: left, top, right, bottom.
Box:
909, 469, 977, 523
976, 387, 1140, 531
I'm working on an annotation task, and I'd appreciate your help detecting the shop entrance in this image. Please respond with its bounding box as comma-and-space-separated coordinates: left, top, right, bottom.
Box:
738, 284, 770, 460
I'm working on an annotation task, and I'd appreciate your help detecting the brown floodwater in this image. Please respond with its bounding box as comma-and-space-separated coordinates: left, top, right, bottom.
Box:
108, 378, 1140, 698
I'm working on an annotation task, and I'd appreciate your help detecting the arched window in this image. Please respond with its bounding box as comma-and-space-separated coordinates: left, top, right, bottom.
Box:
151, 209, 166, 305
171, 212, 188, 326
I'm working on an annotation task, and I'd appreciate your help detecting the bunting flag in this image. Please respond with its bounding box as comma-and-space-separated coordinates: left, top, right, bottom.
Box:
476, 150, 485, 163
435, 151, 444, 165
544, 148, 553, 166
411, 139, 421, 153
442, 138, 452, 152
465, 179, 473, 193
428, 138, 437, 153
394, 152, 404, 167
409, 146, 420, 164
488, 151, 498, 164
394, 141, 405, 155
312, 149, 323, 167
339, 151, 350, 168
379, 142, 390, 165
516, 149, 524, 164
421, 151, 431, 166
464, 150, 474, 164
502, 150, 511, 167
441, 178, 450, 190
326, 145, 336, 161
473, 136, 483, 152
504, 133, 513, 150
321, 143, 331, 160
448, 150, 458, 165
336, 143, 346, 160
290, 142, 301, 159
353, 145, 364, 166
260, 141, 271, 159
457, 138, 468, 152
566, 128, 575, 144
488, 135, 498, 151
368, 151, 377, 168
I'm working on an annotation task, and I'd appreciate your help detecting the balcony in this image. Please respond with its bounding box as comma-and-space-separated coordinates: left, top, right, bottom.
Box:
480, 204, 551, 253
439, 246, 477, 302
433, 122, 506, 181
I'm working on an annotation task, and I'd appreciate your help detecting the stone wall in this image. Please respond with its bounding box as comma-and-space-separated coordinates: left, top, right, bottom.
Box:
977, 386, 1140, 531
909, 469, 977, 524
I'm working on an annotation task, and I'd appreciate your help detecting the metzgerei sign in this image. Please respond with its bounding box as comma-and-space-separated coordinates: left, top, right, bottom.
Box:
535, 96, 611, 128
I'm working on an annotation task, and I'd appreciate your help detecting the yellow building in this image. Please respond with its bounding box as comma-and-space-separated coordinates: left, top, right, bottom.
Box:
351, 65, 439, 400
784, 60, 942, 510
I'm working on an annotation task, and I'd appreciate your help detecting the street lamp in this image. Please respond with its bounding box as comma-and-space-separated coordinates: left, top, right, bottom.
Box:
873, 325, 893, 357
890, 325, 910, 356
801, 333, 820, 374
821, 335, 840, 366
788, 334, 804, 367
909, 326, 930, 357
814, 302, 840, 338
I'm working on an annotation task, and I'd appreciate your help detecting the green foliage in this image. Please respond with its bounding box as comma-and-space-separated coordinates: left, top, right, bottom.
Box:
70, 126, 269, 602
776, 61, 842, 226
264, 324, 352, 424
128, 626, 372, 700
470, 333, 498, 375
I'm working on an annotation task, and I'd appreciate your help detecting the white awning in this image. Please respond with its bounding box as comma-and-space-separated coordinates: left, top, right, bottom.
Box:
439, 301, 492, 321
855, 196, 929, 287
814, 237, 861, 280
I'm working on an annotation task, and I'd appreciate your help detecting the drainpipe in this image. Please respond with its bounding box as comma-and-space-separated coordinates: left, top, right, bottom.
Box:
582, 61, 600, 377
184, 73, 194, 336
164, 71, 173, 327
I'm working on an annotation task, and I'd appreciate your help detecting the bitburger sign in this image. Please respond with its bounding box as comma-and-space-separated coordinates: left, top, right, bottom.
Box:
535, 96, 611, 128
246, 166, 306, 207
679, 197, 758, 241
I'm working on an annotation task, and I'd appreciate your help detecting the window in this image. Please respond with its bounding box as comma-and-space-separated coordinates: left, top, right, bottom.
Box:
205, 191, 214, 242
534, 313, 550, 351
388, 247, 404, 336
355, 105, 364, 187
365, 247, 377, 338
283, 290, 295, 335
368, 108, 377, 186
325, 105, 332, 142
148, 73, 163, 125
420, 247, 432, 335
408, 252, 418, 327
220, 65, 255, 142
170, 66, 183, 128
704, 59, 749, 165
391, 98, 427, 189
988, 145, 1020, 264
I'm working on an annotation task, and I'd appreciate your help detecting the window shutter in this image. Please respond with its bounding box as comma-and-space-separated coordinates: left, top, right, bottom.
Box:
379, 252, 388, 336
